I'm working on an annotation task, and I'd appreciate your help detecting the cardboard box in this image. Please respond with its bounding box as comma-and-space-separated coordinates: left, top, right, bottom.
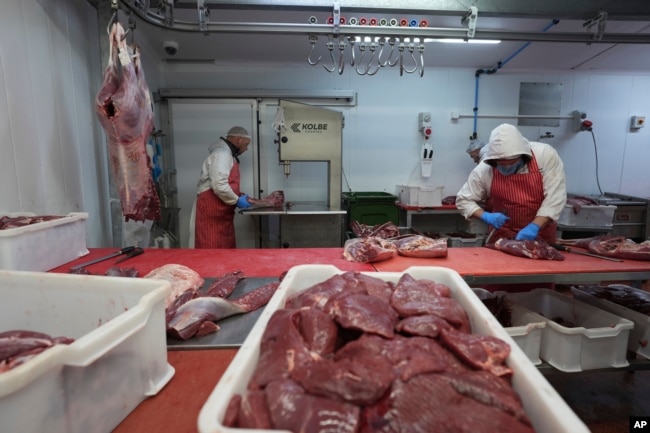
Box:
199, 265, 589, 433
0, 212, 89, 271
0, 270, 174, 433
506, 289, 634, 372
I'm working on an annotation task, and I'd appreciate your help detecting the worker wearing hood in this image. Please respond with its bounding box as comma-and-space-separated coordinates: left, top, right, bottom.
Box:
194, 126, 252, 248
456, 123, 566, 244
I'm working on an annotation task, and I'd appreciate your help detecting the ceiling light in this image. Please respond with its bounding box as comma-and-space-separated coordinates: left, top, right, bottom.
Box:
426, 38, 501, 44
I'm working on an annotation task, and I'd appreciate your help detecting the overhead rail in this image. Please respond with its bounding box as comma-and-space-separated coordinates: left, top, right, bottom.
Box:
118, 0, 650, 44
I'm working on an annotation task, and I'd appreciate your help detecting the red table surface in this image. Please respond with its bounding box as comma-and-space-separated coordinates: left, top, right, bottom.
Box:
52, 247, 374, 277
373, 246, 650, 277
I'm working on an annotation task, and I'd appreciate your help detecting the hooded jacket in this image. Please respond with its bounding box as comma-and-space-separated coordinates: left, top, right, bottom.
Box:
455, 124, 567, 222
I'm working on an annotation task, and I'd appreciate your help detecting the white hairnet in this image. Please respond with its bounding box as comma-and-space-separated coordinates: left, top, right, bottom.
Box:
227, 126, 251, 139
466, 138, 486, 153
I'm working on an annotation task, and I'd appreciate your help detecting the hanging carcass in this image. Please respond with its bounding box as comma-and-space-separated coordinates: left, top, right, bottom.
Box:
95, 22, 160, 222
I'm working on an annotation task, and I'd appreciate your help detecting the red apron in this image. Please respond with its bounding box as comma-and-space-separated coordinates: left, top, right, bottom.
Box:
484, 152, 556, 292
488, 151, 557, 245
194, 162, 240, 249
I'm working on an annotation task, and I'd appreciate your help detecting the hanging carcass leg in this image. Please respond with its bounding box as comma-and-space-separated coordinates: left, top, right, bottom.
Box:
95, 22, 160, 222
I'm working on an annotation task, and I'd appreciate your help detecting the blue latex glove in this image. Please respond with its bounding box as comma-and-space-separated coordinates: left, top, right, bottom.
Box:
236, 194, 251, 209
480, 212, 509, 229
515, 223, 540, 240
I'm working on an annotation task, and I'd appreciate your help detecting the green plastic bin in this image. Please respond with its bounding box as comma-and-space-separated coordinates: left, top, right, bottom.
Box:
342, 192, 399, 228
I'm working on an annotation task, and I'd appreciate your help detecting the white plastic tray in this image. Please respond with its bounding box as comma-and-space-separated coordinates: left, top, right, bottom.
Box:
572, 285, 650, 359
506, 289, 634, 372
0, 270, 174, 433
0, 212, 89, 271
473, 288, 546, 365
199, 265, 589, 433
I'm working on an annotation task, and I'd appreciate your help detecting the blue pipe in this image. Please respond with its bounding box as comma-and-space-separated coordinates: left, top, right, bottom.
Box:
472, 19, 559, 138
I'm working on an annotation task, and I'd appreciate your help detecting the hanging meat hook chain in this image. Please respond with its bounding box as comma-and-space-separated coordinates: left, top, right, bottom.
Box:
322, 35, 337, 72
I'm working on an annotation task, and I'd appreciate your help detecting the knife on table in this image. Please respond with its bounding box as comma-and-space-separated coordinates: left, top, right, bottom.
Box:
552, 244, 624, 262
114, 247, 144, 264
69, 246, 137, 271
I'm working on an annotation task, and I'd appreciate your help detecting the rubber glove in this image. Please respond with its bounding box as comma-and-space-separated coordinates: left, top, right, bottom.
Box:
479, 212, 509, 229
236, 194, 251, 209
515, 223, 540, 240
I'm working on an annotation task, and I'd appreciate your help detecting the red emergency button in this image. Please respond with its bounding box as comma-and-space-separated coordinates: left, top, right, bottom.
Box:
424, 127, 432, 136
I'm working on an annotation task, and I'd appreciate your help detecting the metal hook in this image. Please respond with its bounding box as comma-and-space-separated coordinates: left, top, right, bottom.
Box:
398, 42, 405, 76
417, 43, 425, 77
376, 37, 389, 67
307, 36, 320, 65
402, 43, 418, 74
355, 43, 368, 75
337, 38, 346, 74
366, 42, 381, 75
347, 36, 356, 66
322, 36, 336, 72
307, 35, 321, 65
387, 37, 400, 67
106, 10, 117, 35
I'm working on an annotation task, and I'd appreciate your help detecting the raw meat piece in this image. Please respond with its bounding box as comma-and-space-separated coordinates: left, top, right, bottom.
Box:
144, 264, 204, 309
363, 374, 534, 433
396, 314, 453, 338
104, 266, 139, 277
0, 330, 74, 373
238, 390, 273, 429
442, 195, 457, 205
247, 190, 284, 209
249, 310, 314, 389
566, 195, 599, 213
0, 215, 63, 229
390, 235, 448, 258
324, 293, 399, 338
291, 348, 395, 405
286, 272, 366, 310
560, 235, 650, 261
296, 308, 339, 355
350, 221, 400, 239
222, 394, 242, 428
95, 22, 160, 222
343, 237, 397, 263
167, 281, 279, 340
492, 238, 565, 261
265, 379, 361, 432
203, 270, 245, 298
390, 274, 469, 331
439, 327, 513, 377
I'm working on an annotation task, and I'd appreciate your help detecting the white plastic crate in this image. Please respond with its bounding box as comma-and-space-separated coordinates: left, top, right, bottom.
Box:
396, 185, 443, 207
558, 204, 616, 226
199, 265, 589, 433
506, 289, 634, 372
446, 233, 485, 247
473, 288, 546, 365
0, 270, 174, 433
0, 212, 89, 271
572, 285, 650, 360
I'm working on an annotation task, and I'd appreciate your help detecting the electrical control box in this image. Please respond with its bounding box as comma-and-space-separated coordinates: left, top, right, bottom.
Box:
630, 116, 645, 129
418, 112, 432, 137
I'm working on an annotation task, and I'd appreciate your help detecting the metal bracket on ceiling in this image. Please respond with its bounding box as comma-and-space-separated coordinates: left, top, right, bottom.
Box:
583, 11, 608, 42
158, 0, 175, 28
332, 1, 341, 35
197, 0, 210, 32
462, 6, 478, 39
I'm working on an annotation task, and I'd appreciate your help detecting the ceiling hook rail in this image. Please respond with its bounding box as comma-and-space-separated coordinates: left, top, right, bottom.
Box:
197, 0, 209, 33
584, 11, 608, 42
462, 6, 479, 39
322, 35, 337, 72
307, 35, 321, 65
